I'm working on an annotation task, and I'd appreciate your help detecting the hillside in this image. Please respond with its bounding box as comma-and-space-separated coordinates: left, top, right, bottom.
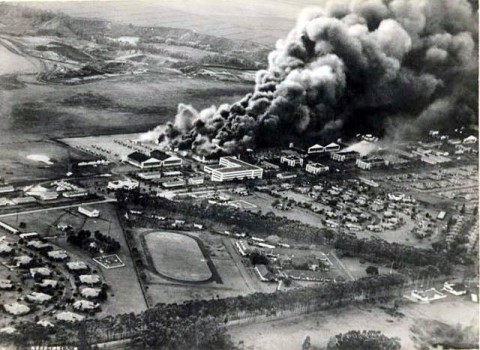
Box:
0, 3, 270, 65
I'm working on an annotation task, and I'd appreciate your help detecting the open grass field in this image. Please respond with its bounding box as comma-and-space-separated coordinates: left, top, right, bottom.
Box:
2, 73, 253, 142
144, 231, 212, 282
0, 139, 95, 183
0, 70, 252, 182
229, 298, 479, 350
0, 42, 43, 75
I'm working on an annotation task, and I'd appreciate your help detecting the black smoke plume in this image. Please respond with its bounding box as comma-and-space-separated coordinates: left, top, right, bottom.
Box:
158, 0, 478, 155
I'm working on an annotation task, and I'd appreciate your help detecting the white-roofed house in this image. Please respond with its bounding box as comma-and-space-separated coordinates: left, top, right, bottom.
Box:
79, 274, 101, 285
37, 319, 54, 328
80, 287, 101, 299
55, 311, 85, 322
73, 300, 100, 312
30, 267, 52, 278
47, 250, 70, 262
4, 302, 30, 315
66, 261, 90, 273
13, 255, 33, 267
26, 292, 52, 304
37, 279, 58, 290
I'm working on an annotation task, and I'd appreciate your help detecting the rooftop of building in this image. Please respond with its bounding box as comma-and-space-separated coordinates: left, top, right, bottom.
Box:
150, 150, 176, 161
127, 151, 150, 163
212, 157, 262, 173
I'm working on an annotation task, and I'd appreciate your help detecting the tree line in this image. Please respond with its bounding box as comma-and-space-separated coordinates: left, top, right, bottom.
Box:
0, 274, 406, 349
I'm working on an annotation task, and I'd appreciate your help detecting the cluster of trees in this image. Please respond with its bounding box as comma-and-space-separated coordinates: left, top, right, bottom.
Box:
117, 190, 327, 244
129, 315, 234, 350
410, 319, 479, 350
67, 229, 120, 255
0, 275, 406, 348
67, 229, 92, 247
327, 330, 401, 350
94, 231, 121, 254
366, 266, 379, 275
248, 250, 269, 265
0, 3, 56, 23
334, 235, 453, 275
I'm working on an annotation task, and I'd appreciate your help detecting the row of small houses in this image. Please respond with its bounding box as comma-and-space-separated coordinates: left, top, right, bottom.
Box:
0, 222, 105, 317
1, 251, 104, 316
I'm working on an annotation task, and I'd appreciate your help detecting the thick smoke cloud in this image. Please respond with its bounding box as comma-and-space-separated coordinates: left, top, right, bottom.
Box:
158, 0, 478, 155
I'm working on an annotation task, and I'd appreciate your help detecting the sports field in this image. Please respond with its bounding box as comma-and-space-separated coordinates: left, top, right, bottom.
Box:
144, 231, 212, 282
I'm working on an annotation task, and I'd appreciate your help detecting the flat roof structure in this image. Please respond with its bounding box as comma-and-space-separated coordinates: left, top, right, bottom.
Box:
79, 274, 101, 285
204, 157, 263, 182
26, 292, 52, 304
67, 261, 89, 271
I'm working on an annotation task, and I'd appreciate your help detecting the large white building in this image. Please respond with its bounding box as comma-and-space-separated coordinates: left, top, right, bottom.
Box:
204, 157, 263, 182
305, 162, 330, 175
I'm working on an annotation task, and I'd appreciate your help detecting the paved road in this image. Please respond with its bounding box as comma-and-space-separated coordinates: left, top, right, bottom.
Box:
0, 198, 116, 218
328, 250, 355, 281
222, 238, 260, 293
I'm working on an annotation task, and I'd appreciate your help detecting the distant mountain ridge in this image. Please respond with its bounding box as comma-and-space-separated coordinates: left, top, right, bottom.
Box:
0, 3, 271, 62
